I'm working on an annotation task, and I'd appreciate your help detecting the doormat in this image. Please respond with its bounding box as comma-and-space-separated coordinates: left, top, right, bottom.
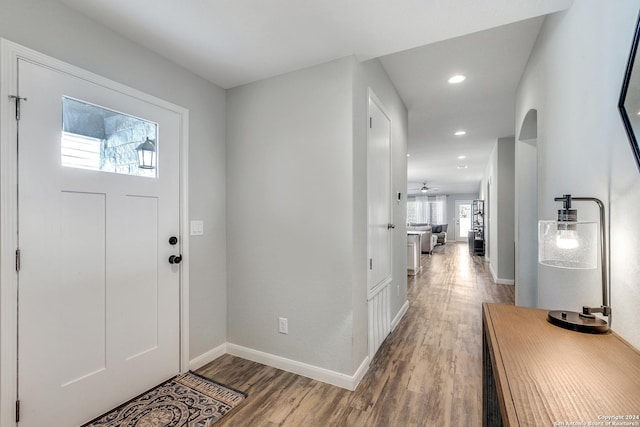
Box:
82, 371, 247, 427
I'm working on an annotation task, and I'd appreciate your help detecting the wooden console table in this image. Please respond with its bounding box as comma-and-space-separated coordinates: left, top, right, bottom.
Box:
483, 303, 640, 426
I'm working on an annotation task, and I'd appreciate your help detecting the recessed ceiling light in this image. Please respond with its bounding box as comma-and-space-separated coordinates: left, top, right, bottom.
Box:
448, 74, 466, 84
457, 165, 468, 169
454, 130, 466, 136
407, 154, 411, 157
457, 155, 466, 160
637, 111, 640, 115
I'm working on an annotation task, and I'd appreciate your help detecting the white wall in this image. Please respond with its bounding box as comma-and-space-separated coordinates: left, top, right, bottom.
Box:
0, 0, 228, 359
481, 147, 497, 270
353, 58, 409, 370
517, 0, 640, 348
514, 135, 538, 307
481, 137, 515, 284
226, 58, 356, 374
226, 55, 408, 378
497, 137, 515, 282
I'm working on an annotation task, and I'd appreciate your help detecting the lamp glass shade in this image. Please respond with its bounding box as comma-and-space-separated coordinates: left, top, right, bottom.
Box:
538, 220, 598, 269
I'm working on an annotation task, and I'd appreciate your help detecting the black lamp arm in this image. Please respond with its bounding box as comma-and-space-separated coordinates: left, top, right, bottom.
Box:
583, 305, 611, 316
556, 195, 610, 318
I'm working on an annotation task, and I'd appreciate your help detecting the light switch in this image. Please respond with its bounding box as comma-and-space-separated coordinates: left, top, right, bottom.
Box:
190, 220, 204, 236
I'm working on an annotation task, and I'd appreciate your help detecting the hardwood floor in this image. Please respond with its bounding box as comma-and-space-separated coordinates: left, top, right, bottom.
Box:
197, 242, 515, 426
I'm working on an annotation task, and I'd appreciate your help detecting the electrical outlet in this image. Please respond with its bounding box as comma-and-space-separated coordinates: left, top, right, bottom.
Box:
278, 317, 288, 334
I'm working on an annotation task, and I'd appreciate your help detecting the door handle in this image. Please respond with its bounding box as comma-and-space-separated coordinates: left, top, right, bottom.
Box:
387, 223, 396, 229
168, 255, 182, 264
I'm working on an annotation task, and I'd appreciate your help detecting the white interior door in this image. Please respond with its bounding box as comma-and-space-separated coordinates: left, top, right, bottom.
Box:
17, 58, 181, 426
455, 200, 472, 241
367, 91, 392, 360
367, 92, 392, 292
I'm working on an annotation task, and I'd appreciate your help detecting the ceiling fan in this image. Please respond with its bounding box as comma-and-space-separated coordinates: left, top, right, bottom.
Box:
410, 182, 439, 194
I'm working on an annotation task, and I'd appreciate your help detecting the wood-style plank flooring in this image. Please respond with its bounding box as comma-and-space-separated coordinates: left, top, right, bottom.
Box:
197, 242, 515, 426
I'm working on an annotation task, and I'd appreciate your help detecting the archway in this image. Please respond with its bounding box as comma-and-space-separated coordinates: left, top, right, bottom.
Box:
515, 109, 538, 307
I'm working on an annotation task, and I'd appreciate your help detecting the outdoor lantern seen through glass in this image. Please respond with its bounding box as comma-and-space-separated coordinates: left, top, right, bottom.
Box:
136, 137, 156, 170
538, 195, 610, 334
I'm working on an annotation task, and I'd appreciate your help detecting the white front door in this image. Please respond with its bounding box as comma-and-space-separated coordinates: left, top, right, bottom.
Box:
455, 200, 472, 241
17, 58, 182, 426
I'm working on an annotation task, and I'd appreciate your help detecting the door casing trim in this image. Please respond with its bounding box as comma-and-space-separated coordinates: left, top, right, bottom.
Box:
0, 38, 190, 426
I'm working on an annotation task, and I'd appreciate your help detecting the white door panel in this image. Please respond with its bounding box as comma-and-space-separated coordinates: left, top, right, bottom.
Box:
59, 191, 108, 385
367, 91, 392, 360
367, 94, 392, 292
18, 58, 180, 426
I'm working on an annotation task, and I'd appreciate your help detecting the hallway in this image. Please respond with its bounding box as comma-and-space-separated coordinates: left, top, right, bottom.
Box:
197, 242, 515, 426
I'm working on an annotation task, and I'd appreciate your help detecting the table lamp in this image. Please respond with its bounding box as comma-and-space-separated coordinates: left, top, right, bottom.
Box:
538, 194, 610, 333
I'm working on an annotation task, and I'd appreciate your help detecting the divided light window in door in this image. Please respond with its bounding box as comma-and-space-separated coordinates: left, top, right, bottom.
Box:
61, 97, 158, 178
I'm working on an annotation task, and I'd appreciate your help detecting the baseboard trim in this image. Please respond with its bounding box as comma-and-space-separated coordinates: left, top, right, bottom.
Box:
391, 300, 409, 331
351, 356, 370, 390
189, 342, 227, 371
489, 263, 498, 283
488, 263, 515, 285
226, 343, 368, 390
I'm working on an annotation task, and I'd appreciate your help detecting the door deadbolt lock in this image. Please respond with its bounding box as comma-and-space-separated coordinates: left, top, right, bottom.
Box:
169, 236, 178, 245
387, 223, 396, 229
169, 255, 182, 264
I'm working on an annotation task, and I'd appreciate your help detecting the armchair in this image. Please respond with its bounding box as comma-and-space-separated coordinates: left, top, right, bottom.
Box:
432, 224, 448, 245
407, 223, 435, 254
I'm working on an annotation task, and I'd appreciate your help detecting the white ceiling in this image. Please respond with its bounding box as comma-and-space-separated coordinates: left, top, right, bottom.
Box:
55, 0, 572, 195
57, 0, 570, 89
380, 17, 546, 195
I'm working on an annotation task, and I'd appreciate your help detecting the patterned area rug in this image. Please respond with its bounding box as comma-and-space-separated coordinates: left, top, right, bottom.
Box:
83, 371, 247, 427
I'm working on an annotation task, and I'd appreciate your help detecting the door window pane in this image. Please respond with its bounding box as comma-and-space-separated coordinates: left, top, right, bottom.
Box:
61, 97, 158, 178
459, 204, 471, 237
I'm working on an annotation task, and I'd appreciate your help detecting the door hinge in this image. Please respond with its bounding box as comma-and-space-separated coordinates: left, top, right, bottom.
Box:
16, 248, 21, 272
16, 400, 20, 423
369, 117, 372, 128
369, 258, 373, 270
8, 95, 27, 121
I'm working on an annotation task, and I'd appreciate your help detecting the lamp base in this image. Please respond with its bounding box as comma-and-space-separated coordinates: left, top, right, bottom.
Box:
547, 310, 609, 334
